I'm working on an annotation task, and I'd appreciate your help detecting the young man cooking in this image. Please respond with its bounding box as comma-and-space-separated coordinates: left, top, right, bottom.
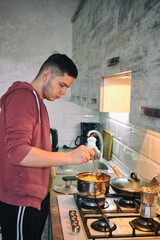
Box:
0, 53, 94, 240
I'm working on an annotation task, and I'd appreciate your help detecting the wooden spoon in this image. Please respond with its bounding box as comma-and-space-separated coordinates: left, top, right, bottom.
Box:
92, 157, 102, 180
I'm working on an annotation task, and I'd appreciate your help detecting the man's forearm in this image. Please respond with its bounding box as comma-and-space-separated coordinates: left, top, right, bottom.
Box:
19, 147, 72, 167
19, 145, 94, 167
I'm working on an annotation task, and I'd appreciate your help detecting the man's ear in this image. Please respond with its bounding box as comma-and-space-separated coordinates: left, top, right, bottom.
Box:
42, 69, 51, 83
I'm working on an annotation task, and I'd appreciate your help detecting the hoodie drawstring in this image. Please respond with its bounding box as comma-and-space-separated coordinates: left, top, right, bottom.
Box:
32, 90, 41, 124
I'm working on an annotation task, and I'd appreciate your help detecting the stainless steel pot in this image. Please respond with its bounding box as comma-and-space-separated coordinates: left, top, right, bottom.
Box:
76, 171, 111, 199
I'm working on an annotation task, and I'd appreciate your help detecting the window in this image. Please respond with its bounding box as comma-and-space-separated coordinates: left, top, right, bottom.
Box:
100, 70, 132, 112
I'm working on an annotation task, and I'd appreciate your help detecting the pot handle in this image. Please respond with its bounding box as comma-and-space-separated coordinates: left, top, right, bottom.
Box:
111, 166, 122, 177
129, 172, 140, 182
62, 176, 77, 181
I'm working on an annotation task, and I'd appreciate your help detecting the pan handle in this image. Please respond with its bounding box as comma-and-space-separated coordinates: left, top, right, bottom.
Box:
111, 166, 122, 177
63, 176, 77, 181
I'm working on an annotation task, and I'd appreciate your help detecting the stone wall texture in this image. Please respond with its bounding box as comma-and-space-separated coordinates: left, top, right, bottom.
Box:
72, 0, 160, 133
72, 0, 160, 179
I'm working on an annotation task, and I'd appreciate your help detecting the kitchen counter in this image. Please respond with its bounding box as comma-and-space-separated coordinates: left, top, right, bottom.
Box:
49, 156, 129, 240
50, 174, 69, 240
50, 148, 73, 239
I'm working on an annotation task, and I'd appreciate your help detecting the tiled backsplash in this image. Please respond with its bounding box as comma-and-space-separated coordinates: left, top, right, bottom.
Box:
100, 115, 160, 181
47, 98, 160, 181
46, 99, 99, 148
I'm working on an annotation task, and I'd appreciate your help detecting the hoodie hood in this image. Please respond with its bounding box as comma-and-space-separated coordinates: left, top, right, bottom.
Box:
0, 81, 41, 123
0, 81, 34, 108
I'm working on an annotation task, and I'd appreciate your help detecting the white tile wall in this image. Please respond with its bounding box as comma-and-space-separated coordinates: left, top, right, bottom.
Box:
112, 138, 123, 160
58, 128, 80, 147
136, 154, 160, 180
150, 135, 160, 165
49, 114, 64, 129
47, 98, 101, 148
117, 123, 131, 145
46, 92, 160, 181
99, 114, 160, 180
122, 146, 139, 173
80, 114, 99, 123
130, 129, 151, 158
107, 119, 118, 136
63, 114, 82, 129
46, 94, 160, 181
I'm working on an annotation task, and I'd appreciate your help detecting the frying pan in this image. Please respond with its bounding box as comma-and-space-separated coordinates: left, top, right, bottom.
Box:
111, 166, 150, 198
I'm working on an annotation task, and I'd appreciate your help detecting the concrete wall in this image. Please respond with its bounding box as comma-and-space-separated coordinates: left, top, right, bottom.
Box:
72, 0, 160, 133
0, 0, 83, 147
72, 0, 160, 179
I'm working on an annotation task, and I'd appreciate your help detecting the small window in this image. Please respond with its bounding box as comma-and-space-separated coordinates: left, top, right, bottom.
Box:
100, 70, 132, 112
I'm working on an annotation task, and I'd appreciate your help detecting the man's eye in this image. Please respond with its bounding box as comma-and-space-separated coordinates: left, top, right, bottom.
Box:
60, 83, 67, 88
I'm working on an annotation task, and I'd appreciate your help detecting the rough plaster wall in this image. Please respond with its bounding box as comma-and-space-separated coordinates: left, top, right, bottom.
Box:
0, 0, 82, 147
0, 0, 79, 94
72, 0, 160, 177
72, 0, 160, 133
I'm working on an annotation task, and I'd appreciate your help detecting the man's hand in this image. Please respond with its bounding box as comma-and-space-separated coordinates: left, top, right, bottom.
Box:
69, 145, 95, 165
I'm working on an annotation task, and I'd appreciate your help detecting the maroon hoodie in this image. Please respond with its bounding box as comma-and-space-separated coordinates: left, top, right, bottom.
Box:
0, 81, 51, 210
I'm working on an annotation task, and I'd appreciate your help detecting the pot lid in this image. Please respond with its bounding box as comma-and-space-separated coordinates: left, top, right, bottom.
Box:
53, 184, 77, 194
111, 172, 149, 193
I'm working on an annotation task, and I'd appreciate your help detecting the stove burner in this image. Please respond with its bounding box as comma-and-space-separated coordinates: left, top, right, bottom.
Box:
80, 197, 109, 208
91, 217, 117, 232
131, 217, 160, 232
117, 198, 136, 208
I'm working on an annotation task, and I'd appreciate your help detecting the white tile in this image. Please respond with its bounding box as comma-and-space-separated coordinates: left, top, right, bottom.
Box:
81, 106, 98, 115
136, 153, 160, 180
99, 115, 109, 131
45, 99, 82, 115
108, 112, 130, 124
117, 122, 131, 145
58, 128, 81, 147
112, 138, 123, 160
63, 114, 82, 129
108, 119, 118, 136
49, 114, 63, 129
130, 129, 151, 158
122, 146, 139, 173
150, 135, 160, 165
62, 101, 82, 114
80, 114, 99, 123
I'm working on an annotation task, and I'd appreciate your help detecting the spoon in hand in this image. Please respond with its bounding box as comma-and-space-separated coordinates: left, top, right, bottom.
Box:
91, 156, 102, 180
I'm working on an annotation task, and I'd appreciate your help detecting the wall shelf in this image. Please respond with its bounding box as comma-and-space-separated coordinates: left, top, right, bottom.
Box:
139, 106, 160, 118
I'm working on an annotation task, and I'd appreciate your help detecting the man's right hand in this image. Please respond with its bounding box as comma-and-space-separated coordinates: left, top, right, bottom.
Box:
69, 145, 95, 165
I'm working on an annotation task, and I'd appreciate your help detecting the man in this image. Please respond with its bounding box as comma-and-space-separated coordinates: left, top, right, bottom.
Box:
0, 53, 94, 240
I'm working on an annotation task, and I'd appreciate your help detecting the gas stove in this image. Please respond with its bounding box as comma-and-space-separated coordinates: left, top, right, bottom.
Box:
57, 193, 160, 240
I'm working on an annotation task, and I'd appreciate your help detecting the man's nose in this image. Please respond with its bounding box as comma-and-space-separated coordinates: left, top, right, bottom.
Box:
61, 88, 66, 95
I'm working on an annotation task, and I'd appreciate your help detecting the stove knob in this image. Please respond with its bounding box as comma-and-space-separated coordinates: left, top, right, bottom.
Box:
70, 215, 77, 221
72, 224, 80, 233
69, 210, 76, 216
71, 219, 79, 226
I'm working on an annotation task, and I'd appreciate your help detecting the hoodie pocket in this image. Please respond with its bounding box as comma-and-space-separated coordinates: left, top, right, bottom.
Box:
13, 167, 49, 200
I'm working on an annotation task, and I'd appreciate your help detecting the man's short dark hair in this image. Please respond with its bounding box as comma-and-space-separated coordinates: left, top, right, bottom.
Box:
36, 53, 78, 79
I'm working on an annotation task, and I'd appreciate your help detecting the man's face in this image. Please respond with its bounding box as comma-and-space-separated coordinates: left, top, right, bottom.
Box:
42, 72, 74, 101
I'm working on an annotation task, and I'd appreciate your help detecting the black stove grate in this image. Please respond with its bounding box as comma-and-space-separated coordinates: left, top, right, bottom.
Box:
74, 194, 160, 239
